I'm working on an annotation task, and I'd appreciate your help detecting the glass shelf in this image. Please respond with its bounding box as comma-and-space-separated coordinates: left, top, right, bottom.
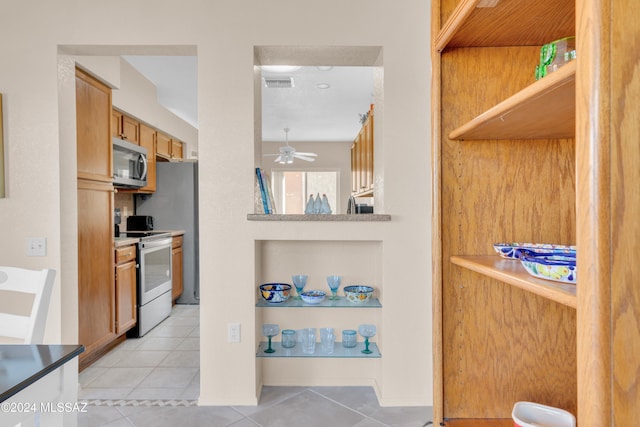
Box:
256, 341, 381, 358
256, 296, 381, 308
247, 214, 391, 221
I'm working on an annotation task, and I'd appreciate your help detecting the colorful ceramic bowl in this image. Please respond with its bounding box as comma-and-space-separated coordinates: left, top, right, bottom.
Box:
343, 285, 374, 304
259, 283, 292, 303
519, 254, 577, 284
493, 242, 576, 259
300, 290, 326, 304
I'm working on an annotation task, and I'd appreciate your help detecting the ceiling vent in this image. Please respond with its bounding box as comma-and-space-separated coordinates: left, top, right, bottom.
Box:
263, 77, 295, 88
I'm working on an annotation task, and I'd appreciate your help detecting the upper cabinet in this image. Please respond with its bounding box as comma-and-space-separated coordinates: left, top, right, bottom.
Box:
156, 131, 184, 161
112, 110, 139, 144
76, 69, 112, 183
351, 104, 374, 197
138, 123, 157, 193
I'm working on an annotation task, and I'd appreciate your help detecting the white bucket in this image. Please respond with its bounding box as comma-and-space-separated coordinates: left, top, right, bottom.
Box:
512, 402, 576, 427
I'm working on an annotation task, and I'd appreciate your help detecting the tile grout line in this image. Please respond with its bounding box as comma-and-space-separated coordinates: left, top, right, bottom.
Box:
306, 388, 390, 426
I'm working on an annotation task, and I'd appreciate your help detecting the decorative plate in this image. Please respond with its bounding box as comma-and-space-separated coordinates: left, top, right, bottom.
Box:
493, 242, 576, 259
519, 254, 577, 284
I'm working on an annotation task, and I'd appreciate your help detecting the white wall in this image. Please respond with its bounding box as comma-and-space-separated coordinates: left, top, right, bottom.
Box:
0, 0, 432, 406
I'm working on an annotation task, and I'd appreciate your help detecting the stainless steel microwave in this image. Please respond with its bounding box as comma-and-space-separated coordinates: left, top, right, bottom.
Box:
112, 137, 148, 188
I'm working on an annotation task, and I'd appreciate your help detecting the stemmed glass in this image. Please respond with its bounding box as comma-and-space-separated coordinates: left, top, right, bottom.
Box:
292, 275, 308, 300
262, 324, 280, 353
358, 324, 376, 354
326, 275, 342, 300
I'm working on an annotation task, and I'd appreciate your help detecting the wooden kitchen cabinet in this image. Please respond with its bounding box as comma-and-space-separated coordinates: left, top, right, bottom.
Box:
76, 68, 117, 369
171, 139, 184, 160
156, 131, 184, 160
112, 109, 139, 144
114, 245, 137, 335
431, 0, 639, 425
138, 123, 157, 193
76, 69, 112, 183
156, 131, 172, 159
350, 105, 374, 197
171, 235, 184, 303
77, 179, 115, 366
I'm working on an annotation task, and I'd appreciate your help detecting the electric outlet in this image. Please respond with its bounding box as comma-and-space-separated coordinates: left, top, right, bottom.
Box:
228, 323, 241, 343
26, 237, 47, 257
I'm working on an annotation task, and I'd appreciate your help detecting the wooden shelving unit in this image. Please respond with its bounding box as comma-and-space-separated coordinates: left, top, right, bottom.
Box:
434, 0, 640, 425
432, 0, 583, 424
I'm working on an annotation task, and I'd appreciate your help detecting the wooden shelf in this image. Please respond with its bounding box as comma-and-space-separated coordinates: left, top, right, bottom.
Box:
449, 61, 576, 141
450, 255, 576, 308
444, 419, 512, 427
435, 0, 574, 51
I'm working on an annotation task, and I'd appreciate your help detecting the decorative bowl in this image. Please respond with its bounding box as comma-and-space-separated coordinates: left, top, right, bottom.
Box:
300, 290, 326, 304
519, 254, 577, 284
259, 283, 292, 303
493, 242, 576, 260
512, 401, 576, 427
343, 285, 374, 304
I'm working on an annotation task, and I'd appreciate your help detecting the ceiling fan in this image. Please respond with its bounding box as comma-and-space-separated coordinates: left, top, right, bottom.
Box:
264, 128, 317, 164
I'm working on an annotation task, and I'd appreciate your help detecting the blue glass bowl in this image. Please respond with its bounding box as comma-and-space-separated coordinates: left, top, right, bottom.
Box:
259, 283, 292, 303
519, 254, 577, 284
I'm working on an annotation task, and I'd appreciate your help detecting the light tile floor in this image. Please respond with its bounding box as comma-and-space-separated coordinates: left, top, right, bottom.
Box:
78, 305, 433, 427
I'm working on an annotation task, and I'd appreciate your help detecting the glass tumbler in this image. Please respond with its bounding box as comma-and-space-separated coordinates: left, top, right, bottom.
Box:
320, 327, 336, 354
342, 329, 357, 348
281, 329, 297, 348
301, 328, 316, 354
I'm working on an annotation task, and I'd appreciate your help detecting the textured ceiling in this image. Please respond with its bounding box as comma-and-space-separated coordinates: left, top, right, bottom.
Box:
123, 56, 374, 142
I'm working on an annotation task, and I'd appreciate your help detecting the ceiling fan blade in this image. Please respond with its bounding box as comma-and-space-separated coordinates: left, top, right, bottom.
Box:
295, 152, 317, 156
273, 155, 283, 163
294, 154, 316, 162
263, 153, 280, 156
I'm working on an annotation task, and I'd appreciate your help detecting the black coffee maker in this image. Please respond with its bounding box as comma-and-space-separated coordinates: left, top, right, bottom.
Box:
114, 208, 121, 237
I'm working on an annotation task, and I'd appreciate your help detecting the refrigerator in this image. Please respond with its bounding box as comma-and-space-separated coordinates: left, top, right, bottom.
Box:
135, 160, 199, 304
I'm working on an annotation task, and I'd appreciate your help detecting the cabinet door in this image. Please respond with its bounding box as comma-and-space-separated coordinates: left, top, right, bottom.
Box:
138, 123, 157, 193
156, 132, 171, 159
78, 179, 115, 357
115, 260, 137, 335
112, 110, 123, 139
121, 115, 140, 144
171, 139, 184, 159
172, 245, 184, 302
76, 69, 112, 182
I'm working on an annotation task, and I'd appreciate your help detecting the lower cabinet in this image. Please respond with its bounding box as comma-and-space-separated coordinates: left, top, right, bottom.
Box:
115, 245, 137, 335
78, 179, 116, 366
172, 235, 184, 303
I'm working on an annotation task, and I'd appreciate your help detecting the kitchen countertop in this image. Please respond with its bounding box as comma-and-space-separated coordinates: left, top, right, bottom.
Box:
113, 230, 184, 248
0, 345, 84, 402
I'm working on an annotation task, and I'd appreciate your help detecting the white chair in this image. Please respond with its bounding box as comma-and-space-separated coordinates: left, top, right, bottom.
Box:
0, 266, 55, 344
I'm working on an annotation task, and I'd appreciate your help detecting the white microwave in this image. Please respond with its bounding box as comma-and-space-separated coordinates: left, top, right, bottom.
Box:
112, 137, 148, 188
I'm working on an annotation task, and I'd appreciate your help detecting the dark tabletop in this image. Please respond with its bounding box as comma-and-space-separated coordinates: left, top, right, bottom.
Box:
0, 345, 84, 402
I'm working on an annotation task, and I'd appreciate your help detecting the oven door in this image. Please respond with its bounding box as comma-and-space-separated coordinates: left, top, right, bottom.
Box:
138, 237, 172, 305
